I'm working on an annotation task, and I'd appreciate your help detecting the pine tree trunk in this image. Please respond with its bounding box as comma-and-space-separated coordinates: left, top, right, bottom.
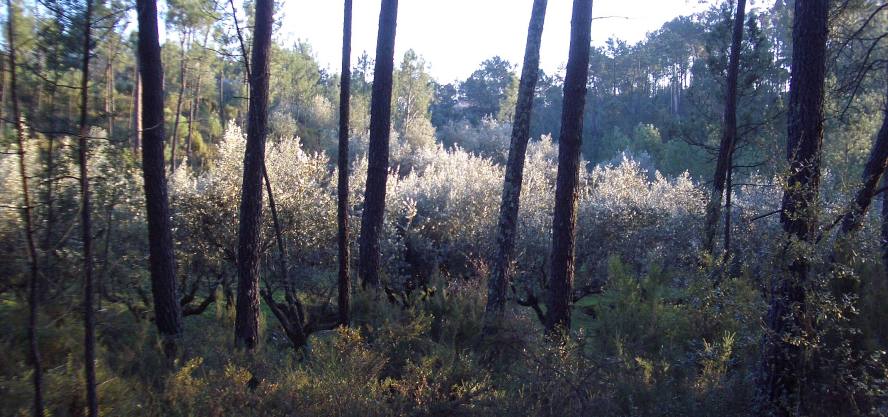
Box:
76, 0, 98, 415
170, 34, 188, 174
763, 1, 829, 415
338, 0, 353, 325
358, 0, 399, 289
234, 0, 274, 350
131, 58, 142, 155
7, 1, 44, 414
545, 0, 593, 334
837, 72, 888, 236
703, 0, 746, 255
186, 29, 211, 167
135, 0, 183, 355
484, 0, 548, 325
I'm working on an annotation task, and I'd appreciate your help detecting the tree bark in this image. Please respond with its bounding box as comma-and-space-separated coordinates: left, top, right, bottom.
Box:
136, 0, 184, 355
703, 0, 746, 255
76, 0, 99, 415
484, 0, 548, 326
358, 0, 399, 289
545, 0, 593, 334
7, 0, 44, 414
763, 1, 829, 415
338, 0, 353, 324
234, 0, 274, 350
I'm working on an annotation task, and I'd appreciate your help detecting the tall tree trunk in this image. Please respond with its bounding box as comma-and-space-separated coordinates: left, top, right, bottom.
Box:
76, 0, 98, 415
337, 0, 353, 325
545, 0, 593, 334
186, 29, 211, 167
703, 0, 746, 255
763, 1, 829, 415
837, 73, 888, 236
0, 51, 5, 132
131, 57, 142, 155
135, 0, 183, 357
233, 0, 274, 350
484, 0, 548, 325
105, 53, 114, 138
7, 1, 44, 414
358, 0, 399, 289
170, 33, 189, 174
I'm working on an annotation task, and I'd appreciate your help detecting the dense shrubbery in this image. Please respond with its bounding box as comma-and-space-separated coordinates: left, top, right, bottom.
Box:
3, 123, 888, 416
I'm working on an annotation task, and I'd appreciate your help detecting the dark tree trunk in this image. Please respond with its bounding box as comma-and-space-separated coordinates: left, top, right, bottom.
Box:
136, 0, 184, 355
7, 0, 44, 414
545, 0, 593, 334
703, 0, 746, 255
484, 0, 548, 327
170, 33, 188, 174
763, 0, 829, 415
76, 0, 98, 415
338, 0, 353, 324
358, 0, 399, 289
837, 74, 888, 236
234, 0, 274, 350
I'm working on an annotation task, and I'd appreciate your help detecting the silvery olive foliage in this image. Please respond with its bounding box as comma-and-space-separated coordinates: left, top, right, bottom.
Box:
168, 123, 719, 297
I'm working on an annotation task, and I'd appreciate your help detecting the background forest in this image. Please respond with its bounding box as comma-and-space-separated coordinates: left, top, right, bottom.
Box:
1, 0, 888, 416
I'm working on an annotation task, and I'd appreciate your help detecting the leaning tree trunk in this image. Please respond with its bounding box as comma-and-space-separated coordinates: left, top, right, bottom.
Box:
234, 0, 274, 350
7, 0, 44, 414
338, 0, 353, 324
483, 0, 549, 328
545, 0, 593, 334
703, 0, 746, 256
762, 1, 829, 415
136, 0, 184, 357
76, 0, 98, 415
358, 0, 399, 289
837, 72, 888, 236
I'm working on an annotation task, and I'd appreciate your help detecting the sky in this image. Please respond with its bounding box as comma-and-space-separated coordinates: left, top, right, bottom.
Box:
278, 0, 711, 83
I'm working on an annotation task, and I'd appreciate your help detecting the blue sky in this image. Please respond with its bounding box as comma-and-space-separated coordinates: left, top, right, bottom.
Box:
278, 0, 714, 82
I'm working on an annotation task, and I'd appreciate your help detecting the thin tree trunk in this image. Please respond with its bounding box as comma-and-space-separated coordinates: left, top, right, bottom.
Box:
0, 51, 5, 132
7, 1, 44, 414
358, 0, 399, 290
837, 72, 888, 236
763, 1, 829, 415
136, 0, 183, 356
724, 164, 733, 255
703, 0, 746, 255
234, 0, 274, 350
76, 0, 98, 415
131, 57, 142, 155
170, 33, 188, 174
186, 29, 211, 167
105, 52, 115, 138
545, 0, 593, 334
484, 0, 548, 326
337, 0, 353, 325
